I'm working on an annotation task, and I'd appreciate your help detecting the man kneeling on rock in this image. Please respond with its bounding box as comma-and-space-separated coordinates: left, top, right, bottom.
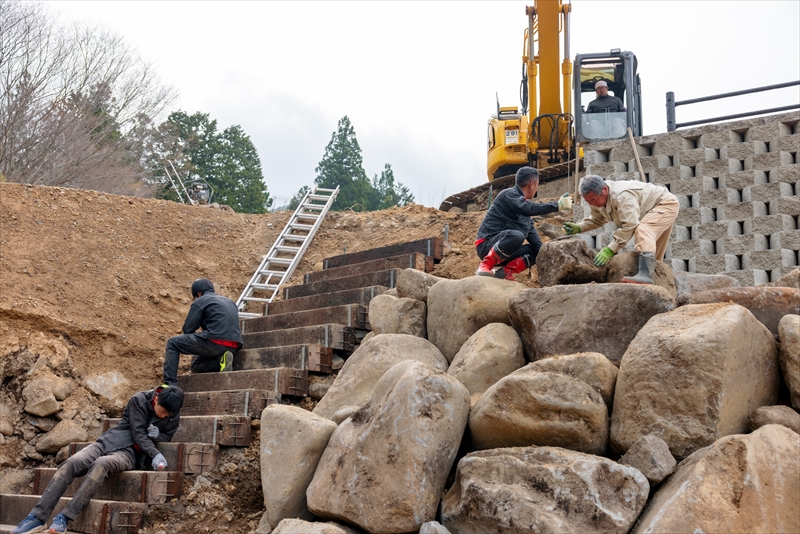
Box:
12, 385, 184, 534
563, 174, 679, 284
475, 166, 573, 279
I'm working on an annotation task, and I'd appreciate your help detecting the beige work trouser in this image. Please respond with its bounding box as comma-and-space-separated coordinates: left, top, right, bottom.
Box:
634, 195, 680, 260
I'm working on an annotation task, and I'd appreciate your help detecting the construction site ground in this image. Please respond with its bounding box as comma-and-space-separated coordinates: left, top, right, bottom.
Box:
0, 182, 575, 532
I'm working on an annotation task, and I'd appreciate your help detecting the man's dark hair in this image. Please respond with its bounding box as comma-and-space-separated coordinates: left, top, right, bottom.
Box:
191, 278, 215, 298
515, 166, 539, 188
156, 385, 184, 414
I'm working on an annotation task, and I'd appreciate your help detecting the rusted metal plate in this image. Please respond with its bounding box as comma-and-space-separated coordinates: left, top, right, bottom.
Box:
265, 286, 387, 316
322, 237, 444, 268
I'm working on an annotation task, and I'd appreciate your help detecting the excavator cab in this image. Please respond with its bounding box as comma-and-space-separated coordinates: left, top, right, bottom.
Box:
574, 50, 642, 143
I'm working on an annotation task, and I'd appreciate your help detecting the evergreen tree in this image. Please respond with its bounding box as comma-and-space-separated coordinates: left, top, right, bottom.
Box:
314, 116, 373, 211
370, 163, 414, 210
287, 185, 310, 211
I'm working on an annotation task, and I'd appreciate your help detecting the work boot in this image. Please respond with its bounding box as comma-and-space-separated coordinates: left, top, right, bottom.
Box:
219, 351, 234, 372
500, 256, 529, 280
622, 251, 656, 285
475, 248, 504, 276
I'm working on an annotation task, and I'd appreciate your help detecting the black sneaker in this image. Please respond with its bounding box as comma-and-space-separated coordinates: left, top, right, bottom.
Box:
219, 351, 234, 372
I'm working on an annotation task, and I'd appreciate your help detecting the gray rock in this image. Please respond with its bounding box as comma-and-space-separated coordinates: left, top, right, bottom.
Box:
0, 468, 33, 494
766, 267, 800, 290
307, 382, 330, 401
272, 519, 362, 534
441, 446, 649, 534
35, 419, 87, 454
509, 284, 675, 364
0, 402, 14, 436
750, 405, 800, 434
396, 268, 444, 303
22, 382, 60, 417
536, 238, 604, 287
673, 270, 741, 296
619, 434, 676, 485
419, 521, 452, 534
778, 314, 800, 409
447, 323, 525, 395
84, 371, 130, 409
368, 294, 427, 338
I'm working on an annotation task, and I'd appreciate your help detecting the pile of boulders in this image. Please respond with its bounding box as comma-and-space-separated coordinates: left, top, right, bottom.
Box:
256, 241, 800, 534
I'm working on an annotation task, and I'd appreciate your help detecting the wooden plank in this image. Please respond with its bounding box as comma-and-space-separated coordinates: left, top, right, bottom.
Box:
241, 304, 368, 333
104, 415, 251, 447
240, 322, 356, 351
0, 494, 146, 534
69, 442, 219, 475
322, 237, 444, 268
283, 270, 399, 300
265, 286, 387, 316
304, 254, 433, 284
176, 367, 308, 396
182, 389, 280, 418
237, 345, 333, 373
34, 469, 183, 505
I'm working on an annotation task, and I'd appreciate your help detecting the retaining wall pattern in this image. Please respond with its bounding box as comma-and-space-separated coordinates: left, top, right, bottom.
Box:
576, 111, 800, 286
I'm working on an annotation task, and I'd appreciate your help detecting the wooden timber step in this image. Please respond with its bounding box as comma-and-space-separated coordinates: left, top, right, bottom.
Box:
305, 253, 433, 284
266, 286, 387, 316
240, 304, 368, 333
322, 237, 444, 269
69, 442, 219, 475
0, 494, 146, 534
104, 415, 251, 447
182, 389, 280, 418
33, 469, 182, 505
177, 367, 308, 397
236, 345, 332, 373
240, 323, 356, 351
283, 270, 399, 300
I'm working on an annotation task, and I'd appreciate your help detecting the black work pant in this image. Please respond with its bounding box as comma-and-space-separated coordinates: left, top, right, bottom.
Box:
163, 334, 232, 386
476, 229, 542, 267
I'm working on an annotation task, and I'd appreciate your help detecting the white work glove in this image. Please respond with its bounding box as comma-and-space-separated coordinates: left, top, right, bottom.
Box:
152, 452, 167, 471
558, 193, 573, 211
147, 424, 159, 439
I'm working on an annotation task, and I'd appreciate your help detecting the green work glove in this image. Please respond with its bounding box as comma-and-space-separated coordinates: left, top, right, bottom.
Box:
557, 193, 573, 211
563, 222, 581, 235
594, 247, 615, 266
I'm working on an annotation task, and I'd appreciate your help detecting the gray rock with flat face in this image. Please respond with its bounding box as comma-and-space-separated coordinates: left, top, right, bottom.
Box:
612, 303, 780, 459
619, 434, 676, 485
307, 361, 470, 534
524, 352, 618, 407
509, 284, 675, 364
536, 238, 604, 287
368, 294, 427, 338
396, 268, 444, 303
0, 402, 14, 436
673, 270, 741, 295
260, 405, 338, 530
419, 521, 452, 534
778, 314, 800, 409
633, 425, 800, 534
22, 382, 60, 417
606, 252, 678, 300
271, 518, 362, 534
428, 276, 527, 363
35, 419, 87, 454
766, 267, 800, 289
447, 323, 525, 395
313, 334, 448, 423
441, 446, 650, 534
469, 370, 609, 455
750, 405, 800, 434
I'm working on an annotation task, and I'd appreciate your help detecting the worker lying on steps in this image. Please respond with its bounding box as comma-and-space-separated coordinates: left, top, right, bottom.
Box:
475, 166, 573, 280
563, 174, 680, 284
12, 385, 184, 534
162, 277, 243, 387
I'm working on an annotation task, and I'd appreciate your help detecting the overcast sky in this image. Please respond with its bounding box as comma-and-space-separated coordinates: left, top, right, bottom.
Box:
49, 1, 800, 208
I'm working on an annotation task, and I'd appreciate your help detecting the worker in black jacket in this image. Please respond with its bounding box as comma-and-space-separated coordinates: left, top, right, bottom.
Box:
162, 278, 243, 387
11, 386, 184, 534
475, 167, 572, 280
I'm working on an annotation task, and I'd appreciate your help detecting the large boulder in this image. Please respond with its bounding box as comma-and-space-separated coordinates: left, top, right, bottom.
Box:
676, 286, 800, 337
307, 361, 470, 533
606, 252, 677, 300
611, 303, 780, 458
524, 352, 618, 408
260, 405, 338, 530
766, 267, 800, 289
368, 294, 427, 338
469, 369, 608, 455
441, 446, 649, 534
509, 284, 675, 364
427, 276, 527, 362
778, 314, 800, 409
619, 434, 676, 485
446, 323, 525, 395
750, 405, 800, 434
271, 519, 361, 534
633, 425, 800, 534
312, 334, 448, 423
673, 270, 741, 296
396, 268, 444, 302
35, 420, 87, 454
536, 238, 604, 287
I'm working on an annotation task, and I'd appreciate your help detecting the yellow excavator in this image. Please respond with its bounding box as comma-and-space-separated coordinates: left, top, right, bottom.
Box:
439, 0, 642, 211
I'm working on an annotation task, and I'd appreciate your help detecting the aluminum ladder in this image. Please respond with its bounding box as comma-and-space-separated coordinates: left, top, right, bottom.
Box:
236, 186, 339, 318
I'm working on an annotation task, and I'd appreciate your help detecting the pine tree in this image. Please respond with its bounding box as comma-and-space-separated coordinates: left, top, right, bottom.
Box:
371, 163, 414, 210
314, 116, 373, 211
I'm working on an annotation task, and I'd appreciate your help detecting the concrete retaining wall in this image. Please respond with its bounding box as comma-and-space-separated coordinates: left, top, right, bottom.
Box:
576, 111, 800, 286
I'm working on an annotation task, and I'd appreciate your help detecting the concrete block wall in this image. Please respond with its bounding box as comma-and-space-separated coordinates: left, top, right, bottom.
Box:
576, 111, 800, 286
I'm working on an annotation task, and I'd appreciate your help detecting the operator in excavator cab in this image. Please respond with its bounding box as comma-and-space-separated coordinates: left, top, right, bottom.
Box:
475, 167, 573, 280
585, 80, 627, 139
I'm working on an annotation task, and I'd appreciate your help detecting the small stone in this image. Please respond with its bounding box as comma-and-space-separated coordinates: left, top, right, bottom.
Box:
750, 405, 800, 434
619, 434, 677, 485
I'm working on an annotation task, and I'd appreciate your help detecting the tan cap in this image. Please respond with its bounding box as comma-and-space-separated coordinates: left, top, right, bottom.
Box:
595, 80, 608, 89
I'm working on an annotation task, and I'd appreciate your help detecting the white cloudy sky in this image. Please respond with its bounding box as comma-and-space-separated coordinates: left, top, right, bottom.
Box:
49, 1, 800, 208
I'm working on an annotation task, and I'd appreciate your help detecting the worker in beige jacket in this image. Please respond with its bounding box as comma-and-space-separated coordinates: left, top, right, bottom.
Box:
562, 175, 679, 284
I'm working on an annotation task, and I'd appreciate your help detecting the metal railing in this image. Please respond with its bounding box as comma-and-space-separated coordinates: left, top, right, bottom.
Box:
666, 80, 800, 131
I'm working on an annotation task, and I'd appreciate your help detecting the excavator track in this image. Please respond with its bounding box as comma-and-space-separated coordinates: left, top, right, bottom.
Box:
438, 159, 584, 212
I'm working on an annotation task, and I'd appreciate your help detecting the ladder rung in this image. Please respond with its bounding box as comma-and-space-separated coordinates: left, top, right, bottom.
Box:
243, 296, 272, 303
250, 284, 279, 291
275, 246, 301, 253
282, 235, 307, 242
265, 258, 292, 266
301, 204, 325, 210
238, 312, 263, 319
289, 224, 314, 231
296, 213, 320, 220
256, 270, 286, 278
